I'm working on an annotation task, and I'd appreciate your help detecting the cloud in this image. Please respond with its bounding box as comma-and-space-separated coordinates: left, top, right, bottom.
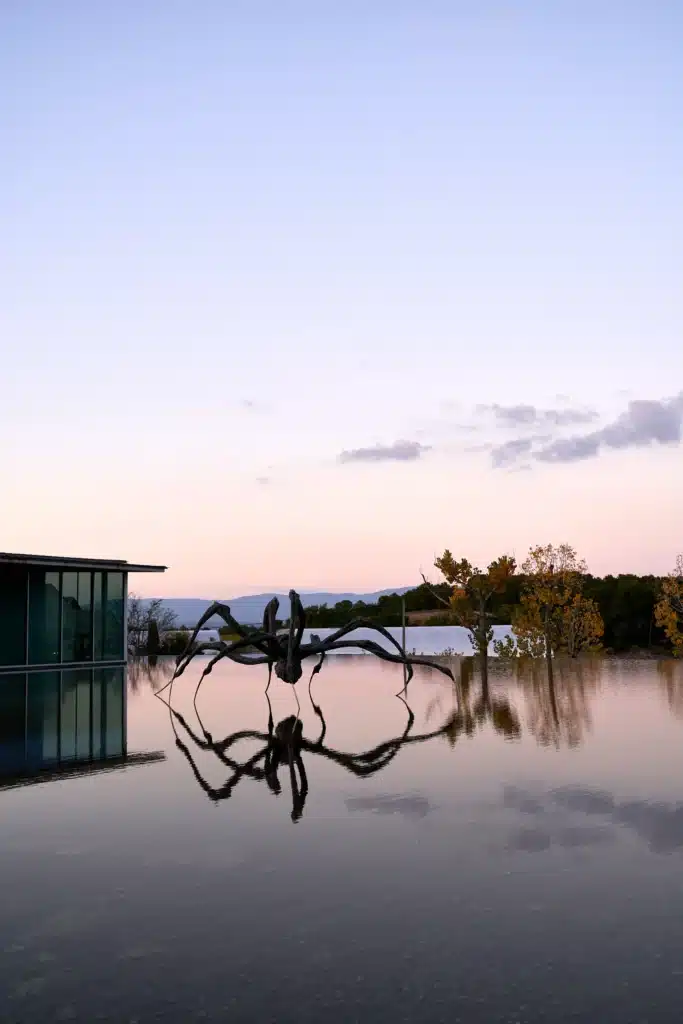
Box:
255, 476, 271, 485
534, 393, 683, 465
481, 403, 598, 428
490, 437, 534, 468
533, 435, 600, 464
338, 439, 430, 464
490, 433, 554, 468
488, 392, 683, 468
239, 399, 270, 413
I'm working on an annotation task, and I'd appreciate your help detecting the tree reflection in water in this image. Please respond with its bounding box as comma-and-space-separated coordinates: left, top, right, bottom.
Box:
513, 655, 600, 748
437, 654, 602, 750
454, 656, 521, 743
657, 658, 683, 720
165, 651, 681, 816
128, 656, 176, 695
168, 669, 521, 822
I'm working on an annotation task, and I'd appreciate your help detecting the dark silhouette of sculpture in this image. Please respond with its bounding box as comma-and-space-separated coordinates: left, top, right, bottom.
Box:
156, 589, 454, 705
168, 684, 465, 822
147, 619, 161, 656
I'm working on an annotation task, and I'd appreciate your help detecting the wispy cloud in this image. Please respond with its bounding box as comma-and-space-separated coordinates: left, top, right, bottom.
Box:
491, 392, 683, 468
479, 402, 598, 429
338, 439, 430, 464
490, 433, 554, 467
490, 437, 534, 468
239, 399, 270, 413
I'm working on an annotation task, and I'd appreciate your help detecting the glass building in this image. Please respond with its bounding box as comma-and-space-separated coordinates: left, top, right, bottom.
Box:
0, 666, 165, 787
0, 552, 166, 784
0, 551, 166, 670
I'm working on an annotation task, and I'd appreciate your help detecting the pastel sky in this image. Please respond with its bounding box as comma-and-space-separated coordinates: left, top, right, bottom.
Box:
2, 1, 682, 597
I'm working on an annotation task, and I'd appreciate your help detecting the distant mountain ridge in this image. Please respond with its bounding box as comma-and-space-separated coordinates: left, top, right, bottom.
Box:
151, 589, 412, 627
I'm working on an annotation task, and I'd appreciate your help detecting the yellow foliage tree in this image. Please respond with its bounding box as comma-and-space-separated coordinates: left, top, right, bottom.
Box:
561, 591, 605, 658
495, 544, 603, 682
654, 555, 683, 656
428, 551, 516, 688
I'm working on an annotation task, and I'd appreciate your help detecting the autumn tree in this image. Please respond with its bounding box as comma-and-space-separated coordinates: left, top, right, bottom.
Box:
654, 555, 683, 656
495, 544, 603, 683
561, 591, 605, 658
426, 552, 516, 688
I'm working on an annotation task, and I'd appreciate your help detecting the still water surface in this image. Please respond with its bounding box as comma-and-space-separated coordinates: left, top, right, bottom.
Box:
2, 655, 683, 1022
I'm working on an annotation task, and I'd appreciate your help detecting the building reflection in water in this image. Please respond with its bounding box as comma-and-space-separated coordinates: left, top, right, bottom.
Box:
0, 666, 164, 789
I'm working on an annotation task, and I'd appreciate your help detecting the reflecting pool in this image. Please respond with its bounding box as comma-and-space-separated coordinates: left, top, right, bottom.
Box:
2, 655, 683, 1022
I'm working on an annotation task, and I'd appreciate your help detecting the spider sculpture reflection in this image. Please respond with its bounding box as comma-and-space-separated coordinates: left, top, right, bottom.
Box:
168, 688, 464, 822
156, 589, 454, 706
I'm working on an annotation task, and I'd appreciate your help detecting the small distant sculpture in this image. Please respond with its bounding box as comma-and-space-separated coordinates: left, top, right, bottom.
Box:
157, 589, 453, 703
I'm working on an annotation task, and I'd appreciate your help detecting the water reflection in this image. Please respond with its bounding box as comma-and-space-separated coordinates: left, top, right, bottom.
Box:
503, 783, 683, 856
166, 661, 523, 821
169, 691, 450, 822
507, 656, 600, 748
657, 658, 683, 719
453, 656, 521, 741
127, 655, 176, 695
0, 667, 165, 790
4, 655, 683, 1021
156, 652, 683, 815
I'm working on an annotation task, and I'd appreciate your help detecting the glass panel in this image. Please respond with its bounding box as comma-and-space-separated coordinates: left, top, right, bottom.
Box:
77, 572, 92, 661
26, 671, 60, 765
104, 667, 124, 757
0, 673, 26, 773
61, 572, 92, 662
28, 570, 61, 664
60, 669, 78, 760
75, 671, 92, 759
93, 572, 103, 661
92, 668, 104, 758
103, 572, 125, 660
61, 572, 78, 662
0, 566, 28, 666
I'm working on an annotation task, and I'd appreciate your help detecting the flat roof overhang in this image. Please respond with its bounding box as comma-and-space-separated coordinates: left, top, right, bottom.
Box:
0, 552, 167, 573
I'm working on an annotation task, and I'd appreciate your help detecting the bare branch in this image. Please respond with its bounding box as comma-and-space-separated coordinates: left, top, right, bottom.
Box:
420, 572, 452, 608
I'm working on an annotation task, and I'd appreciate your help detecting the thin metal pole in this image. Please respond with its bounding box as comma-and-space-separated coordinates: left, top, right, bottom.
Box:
401, 595, 407, 690
25, 569, 30, 666
123, 572, 129, 661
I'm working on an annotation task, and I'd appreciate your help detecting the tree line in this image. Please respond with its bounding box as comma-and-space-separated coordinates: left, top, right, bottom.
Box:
304, 546, 683, 660
127, 547, 683, 664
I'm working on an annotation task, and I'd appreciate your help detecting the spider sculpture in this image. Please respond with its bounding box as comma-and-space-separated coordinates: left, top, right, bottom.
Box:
168, 688, 465, 822
156, 589, 454, 705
